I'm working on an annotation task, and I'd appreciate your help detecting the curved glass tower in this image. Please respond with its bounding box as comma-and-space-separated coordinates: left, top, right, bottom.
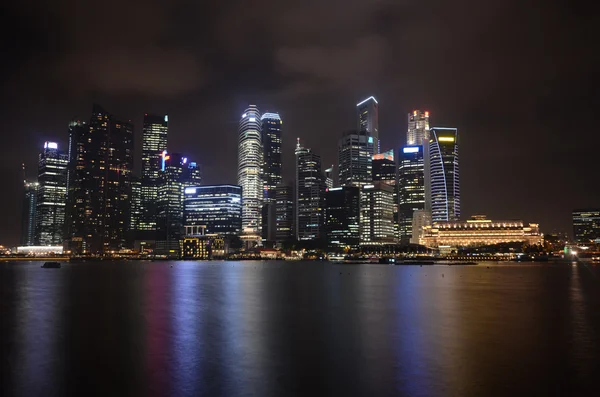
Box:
237, 106, 263, 233
429, 127, 460, 222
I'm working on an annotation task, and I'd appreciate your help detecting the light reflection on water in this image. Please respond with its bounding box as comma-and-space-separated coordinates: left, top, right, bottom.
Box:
1, 261, 599, 397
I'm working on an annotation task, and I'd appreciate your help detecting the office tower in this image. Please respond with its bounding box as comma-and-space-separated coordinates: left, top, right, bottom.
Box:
324, 166, 334, 189
372, 149, 397, 240
398, 145, 426, 243
429, 128, 460, 222
275, 185, 294, 242
237, 106, 263, 235
140, 114, 168, 234
324, 186, 360, 249
156, 153, 202, 255
372, 149, 396, 185
130, 177, 142, 240
410, 209, 431, 245
295, 139, 325, 241
338, 130, 374, 187
572, 209, 600, 244
357, 96, 379, 154
261, 112, 282, 243
184, 185, 242, 236
360, 182, 395, 246
35, 142, 68, 246
407, 110, 430, 146
66, 105, 134, 254
21, 180, 39, 246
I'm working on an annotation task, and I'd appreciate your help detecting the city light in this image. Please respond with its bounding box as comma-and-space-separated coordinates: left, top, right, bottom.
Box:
438, 137, 455, 142
356, 96, 378, 106
44, 141, 58, 149
403, 146, 420, 153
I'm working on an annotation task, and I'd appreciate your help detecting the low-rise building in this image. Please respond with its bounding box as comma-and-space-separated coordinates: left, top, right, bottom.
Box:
420, 215, 542, 248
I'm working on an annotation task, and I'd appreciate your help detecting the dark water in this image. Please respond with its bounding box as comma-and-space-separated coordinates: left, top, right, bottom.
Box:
1, 261, 600, 397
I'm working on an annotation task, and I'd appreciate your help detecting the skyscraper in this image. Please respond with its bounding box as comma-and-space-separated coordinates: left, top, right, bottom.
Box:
357, 96, 379, 154
140, 114, 168, 234
66, 105, 134, 254
429, 128, 460, 222
338, 130, 373, 187
360, 182, 395, 246
372, 149, 397, 241
21, 180, 38, 246
35, 142, 68, 246
237, 106, 263, 235
407, 110, 430, 146
130, 176, 142, 241
325, 186, 360, 249
295, 139, 325, 241
156, 152, 202, 255
572, 209, 600, 244
275, 185, 294, 243
261, 112, 282, 243
324, 166, 334, 189
398, 145, 426, 243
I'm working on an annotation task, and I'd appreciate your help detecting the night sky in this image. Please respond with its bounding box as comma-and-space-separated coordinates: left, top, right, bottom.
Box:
1, 0, 598, 246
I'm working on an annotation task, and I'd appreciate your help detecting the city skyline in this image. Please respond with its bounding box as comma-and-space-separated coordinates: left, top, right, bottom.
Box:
1, 1, 598, 245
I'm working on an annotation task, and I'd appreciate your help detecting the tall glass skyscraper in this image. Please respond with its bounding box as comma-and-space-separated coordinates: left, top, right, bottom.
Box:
357, 96, 379, 154
237, 106, 263, 235
21, 180, 38, 246
35, 142, 68, 246
140, 114, 168, 233
407, 110, 430, 146
572, 209, 600, 244
325, 186, 360, 249
398, 145, 425, 243
295, 140, 325, 241
338, 130, 373, 187
360, 182, 395, 246
275, 185, 294, 243
429, 127, 460, 222
261, 112, 282, 243
65, 105, 134, 254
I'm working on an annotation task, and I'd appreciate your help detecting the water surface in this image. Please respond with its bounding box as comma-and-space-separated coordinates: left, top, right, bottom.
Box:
2, 261, 599, 396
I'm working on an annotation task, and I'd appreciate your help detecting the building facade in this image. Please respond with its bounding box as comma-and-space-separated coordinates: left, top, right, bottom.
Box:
572, 209, 600, 244
237, 106, 263, 235
140, 114, 168, 235
275, 185, 294, 243
420, 216, 543, 248
21, 181, 39, 246
429, 127, 460, 222
338, 130, 374, 187
357, 96, 379, 154
296, 140, 325, 241
35, 142, 68, 246
360, 182, 395, 246
184, 185, 242, 236
261, 112, 282, 243
398, 145, 426, 244
324, 186, 360, 249
407, 110, 430, 146
66, 105, 134, 254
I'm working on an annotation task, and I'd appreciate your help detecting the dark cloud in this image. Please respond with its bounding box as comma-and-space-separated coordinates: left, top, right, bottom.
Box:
0, 0, 598, 245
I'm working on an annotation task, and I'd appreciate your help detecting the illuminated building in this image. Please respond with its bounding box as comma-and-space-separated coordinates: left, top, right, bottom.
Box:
156, 153, 202, 256
261, 112, 282, 243
275, 185, 294, 242
572, 209, 600, 244
407, 110, 430, 146
324, 166, 334, 189
338, 130, 373, 187
398, 145, 426, 243
357, 96, 379, 153
325, 186, 360, 249
429, 127, 460, 222
372, 149, 397, 240
35, 141, 68, 246
360, 182, 395, 246
420, 215, 543, 248
295, 139, 325, 241
184, 185, 242, 236
410, 209, 431, 245
20, 180, 39, 246
130, 177, 142, 239
140, 114, 168, 234
237, 106, 263, 236
65, 105, 134, 254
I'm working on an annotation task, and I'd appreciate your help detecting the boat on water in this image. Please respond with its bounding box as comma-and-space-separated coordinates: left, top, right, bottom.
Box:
41, 261, 61, 268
